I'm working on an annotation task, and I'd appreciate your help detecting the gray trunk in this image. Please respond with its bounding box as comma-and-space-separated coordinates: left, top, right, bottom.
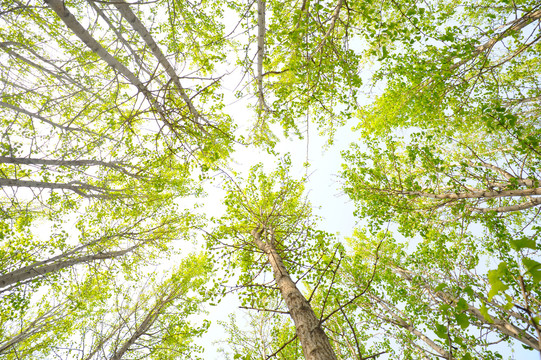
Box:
0, 248, 135, 290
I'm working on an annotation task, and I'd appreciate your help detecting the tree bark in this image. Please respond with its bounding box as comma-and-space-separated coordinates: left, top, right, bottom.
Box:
87, 0, 156, 81
474, 160, 539, 188
470, 197, 541, 213
109, 280, 184, 360
437, 291, 540, 350
396, 187, 541, 200
0, 156, 141, 178
0, 302, 65, 354
448, 8, 541, 71
0, 178, 113, 197
256, 0, 266, 111
110, 306, 159, 360
311, 0, 343, 56
252, 229, 337, 360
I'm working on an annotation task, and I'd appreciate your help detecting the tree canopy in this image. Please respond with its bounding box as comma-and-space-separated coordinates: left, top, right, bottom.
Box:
0, 0, 540, 359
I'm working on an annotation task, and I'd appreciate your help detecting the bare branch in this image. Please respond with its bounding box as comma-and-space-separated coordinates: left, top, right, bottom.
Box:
469, 197, 541, 213
239, 306, 289, 315
0, 178, 121, 198
310, 0, 344, 57
0, 156, 143, 178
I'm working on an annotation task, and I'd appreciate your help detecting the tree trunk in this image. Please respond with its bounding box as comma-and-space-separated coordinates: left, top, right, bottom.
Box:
0, 156, 140, 177
252, 229, 337, 360
0, 247, 137, 290
43, 0, 169, 124
0, 178, 111, 197
399, 187, 541, 200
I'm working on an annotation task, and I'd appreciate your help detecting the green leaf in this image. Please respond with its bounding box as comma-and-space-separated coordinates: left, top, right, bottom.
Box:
455, 313, 469, 329
463, 285, 474, 298
522, 258, 541, 282
456, 298, 468, 312
510, 237, 537, 251
434, 323, 447, 339
434, 283, 446, 292
503, 294, 514, 311
380, 46, 389, 60
487, 262, 509, 301
479, 303, 494, 323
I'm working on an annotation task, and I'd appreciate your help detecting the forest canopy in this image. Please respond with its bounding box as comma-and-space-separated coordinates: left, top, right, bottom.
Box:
0, 0, 540, 359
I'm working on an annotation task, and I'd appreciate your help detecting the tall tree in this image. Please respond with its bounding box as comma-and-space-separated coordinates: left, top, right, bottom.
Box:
1, 254, 211, 359
337, 228, 540, 358
226, 0, 364, 139
212, 163, 340, 360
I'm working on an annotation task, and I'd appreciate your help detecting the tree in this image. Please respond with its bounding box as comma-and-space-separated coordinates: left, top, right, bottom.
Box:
211, 163, 340, 360
222, 0, 366, 140
337, 228, 540, 358
218, 301, 301, 359
1, 254, 211, 359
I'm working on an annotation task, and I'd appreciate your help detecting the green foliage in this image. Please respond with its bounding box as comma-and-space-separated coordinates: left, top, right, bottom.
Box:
1, 0, 541, 358
523, 258, 541, 282
340, 0, 541, 357
0, 1, 230, 357
488, 262, 510, 301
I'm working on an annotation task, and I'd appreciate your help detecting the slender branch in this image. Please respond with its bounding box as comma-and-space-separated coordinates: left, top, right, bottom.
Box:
307, 247, 340, 303
361, 351, 387, 360
87, 0, 157, 81
0, 156, 142, 178
372, 294, 453, 359
518, 275, 541, 351
468, 159, 539, 188
320, 227, 388, 324
451, 7, 541, 71
0, 100, 97, 135
265, 334, 298, 359
319, 255, 342, 321
338, 305, 362, 360
393, 268, 540, 350
239, 306, 289, 315
469, 197, 541, 213
256, 0, 267, 112
310, 0, 344, 57
0, 178, 120, 198
43, 0, 172, 132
